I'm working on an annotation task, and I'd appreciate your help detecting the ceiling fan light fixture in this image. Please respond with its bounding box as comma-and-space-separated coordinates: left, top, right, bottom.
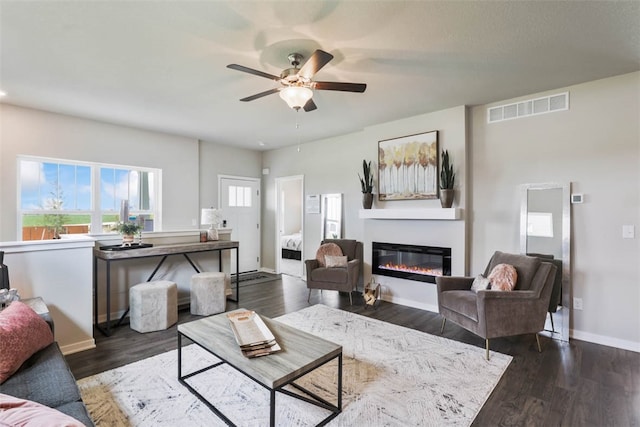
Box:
279, 86, 313, 110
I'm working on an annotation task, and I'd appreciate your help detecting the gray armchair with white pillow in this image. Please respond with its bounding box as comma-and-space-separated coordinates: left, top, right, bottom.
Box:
436, 251, 557, 360
305, 239, 363, 305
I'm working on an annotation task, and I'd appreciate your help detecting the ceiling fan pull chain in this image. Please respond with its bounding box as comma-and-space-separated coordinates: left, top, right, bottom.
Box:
296, 114, 301, 153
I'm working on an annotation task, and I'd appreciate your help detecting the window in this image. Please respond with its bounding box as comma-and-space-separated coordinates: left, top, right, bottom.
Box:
228, 185, 252, 207
18, 156, 161, 240
527, 212, 554, 238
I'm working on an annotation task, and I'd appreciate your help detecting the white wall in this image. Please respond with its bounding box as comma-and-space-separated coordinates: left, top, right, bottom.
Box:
262, 105, 467, 309
470, 72, 640, 351
198, 140, 262, 212
1, 238, 95, 354
0, 104, 200, 240
281, 178, 303, 235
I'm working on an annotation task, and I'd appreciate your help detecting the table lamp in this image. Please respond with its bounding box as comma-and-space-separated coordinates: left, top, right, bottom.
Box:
201, 208, 221, 241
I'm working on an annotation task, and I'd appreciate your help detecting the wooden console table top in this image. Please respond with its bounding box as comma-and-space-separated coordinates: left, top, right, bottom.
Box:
93, 240, 239, 260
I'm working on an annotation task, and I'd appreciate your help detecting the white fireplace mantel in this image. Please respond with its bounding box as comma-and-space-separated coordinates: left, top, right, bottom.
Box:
358, 208, 461, 220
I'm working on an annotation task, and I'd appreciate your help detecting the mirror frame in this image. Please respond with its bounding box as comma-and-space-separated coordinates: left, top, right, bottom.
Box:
520, 182, 571, 342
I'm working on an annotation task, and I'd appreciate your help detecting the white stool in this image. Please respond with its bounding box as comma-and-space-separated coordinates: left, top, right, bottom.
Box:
129, 280, 178, 333
190, 272, 227, 316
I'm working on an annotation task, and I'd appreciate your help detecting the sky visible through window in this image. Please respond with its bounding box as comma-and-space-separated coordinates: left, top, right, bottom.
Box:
20, 160, 91, 210
20, 160, 148, 212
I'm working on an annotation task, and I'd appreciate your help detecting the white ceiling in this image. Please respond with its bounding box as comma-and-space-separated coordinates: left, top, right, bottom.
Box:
1, 1, 639, 150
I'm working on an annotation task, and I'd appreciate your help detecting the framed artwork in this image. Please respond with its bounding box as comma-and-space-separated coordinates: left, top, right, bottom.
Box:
378, 130, 439, 200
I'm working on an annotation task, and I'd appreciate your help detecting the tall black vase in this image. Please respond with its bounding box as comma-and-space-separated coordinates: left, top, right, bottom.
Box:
362, 193, 374, 209
0, 251, 10, 290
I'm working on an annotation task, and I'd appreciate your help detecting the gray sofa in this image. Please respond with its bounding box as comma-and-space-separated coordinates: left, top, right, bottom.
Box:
0, 312, 94, 426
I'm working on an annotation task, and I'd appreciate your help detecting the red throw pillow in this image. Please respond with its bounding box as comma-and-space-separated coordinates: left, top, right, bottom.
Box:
488, 263, 518, 291
0, 301, 54, 384
315, 243, 343, 267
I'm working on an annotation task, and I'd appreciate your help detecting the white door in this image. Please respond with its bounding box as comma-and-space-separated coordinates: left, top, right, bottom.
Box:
219, 176, 261, 273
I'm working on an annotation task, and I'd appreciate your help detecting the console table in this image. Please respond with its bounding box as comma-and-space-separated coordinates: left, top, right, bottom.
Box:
93, 240, 239, 336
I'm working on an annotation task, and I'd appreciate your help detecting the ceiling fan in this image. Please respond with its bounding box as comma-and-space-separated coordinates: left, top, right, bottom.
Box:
227, 49, 366, 112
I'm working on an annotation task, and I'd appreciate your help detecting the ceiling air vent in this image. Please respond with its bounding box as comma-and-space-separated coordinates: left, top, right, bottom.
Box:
488, 92, 569, 123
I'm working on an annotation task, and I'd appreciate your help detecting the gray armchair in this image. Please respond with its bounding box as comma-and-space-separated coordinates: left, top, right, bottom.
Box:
305, 239, 363, 305
436, 251, 557, 359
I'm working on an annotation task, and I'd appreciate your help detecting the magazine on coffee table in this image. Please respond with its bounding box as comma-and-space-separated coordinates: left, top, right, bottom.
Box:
227, 310, 281, 358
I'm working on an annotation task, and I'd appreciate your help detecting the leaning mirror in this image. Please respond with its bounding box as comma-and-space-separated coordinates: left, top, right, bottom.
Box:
321, 193, 343, 240
520, 183, 571, 342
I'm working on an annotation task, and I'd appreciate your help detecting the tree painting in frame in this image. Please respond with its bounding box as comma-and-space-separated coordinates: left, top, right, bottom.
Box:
378, 130, 439, 200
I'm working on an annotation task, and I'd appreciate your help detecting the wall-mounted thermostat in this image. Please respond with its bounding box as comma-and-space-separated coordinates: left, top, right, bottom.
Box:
571, 193, 583, 204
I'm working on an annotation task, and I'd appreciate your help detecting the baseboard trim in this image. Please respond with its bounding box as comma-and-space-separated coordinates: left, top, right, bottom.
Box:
60, 338, 96, 356
380, 295, 438, 314
570, 329, 640, 353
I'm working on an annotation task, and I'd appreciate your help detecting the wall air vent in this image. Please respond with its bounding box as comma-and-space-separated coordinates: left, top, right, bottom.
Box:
487, 92, 569, 123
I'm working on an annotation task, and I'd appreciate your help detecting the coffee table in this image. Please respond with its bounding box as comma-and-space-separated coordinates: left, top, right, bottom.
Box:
177, 310, 342, 426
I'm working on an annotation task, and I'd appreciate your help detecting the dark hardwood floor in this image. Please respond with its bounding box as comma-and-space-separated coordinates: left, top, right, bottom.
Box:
66, 275, 639, 426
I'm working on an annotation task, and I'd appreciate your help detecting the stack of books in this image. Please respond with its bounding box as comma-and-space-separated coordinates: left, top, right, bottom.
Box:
227, 310, 281, 358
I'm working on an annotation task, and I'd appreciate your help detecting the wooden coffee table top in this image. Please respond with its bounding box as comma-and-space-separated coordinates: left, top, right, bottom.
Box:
178, 309, 342, 389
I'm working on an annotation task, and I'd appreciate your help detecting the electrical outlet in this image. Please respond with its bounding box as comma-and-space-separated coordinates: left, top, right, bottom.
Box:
191, 218, 197, 226
573, 297, 583, 310
623, 225, 635, 239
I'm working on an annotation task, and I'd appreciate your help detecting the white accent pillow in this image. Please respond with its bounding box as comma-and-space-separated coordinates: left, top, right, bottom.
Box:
471, 274, 491, 292
325, 255, 348, 268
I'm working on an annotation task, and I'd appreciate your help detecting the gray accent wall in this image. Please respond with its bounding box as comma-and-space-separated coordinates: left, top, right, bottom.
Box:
470, 71, 639, 349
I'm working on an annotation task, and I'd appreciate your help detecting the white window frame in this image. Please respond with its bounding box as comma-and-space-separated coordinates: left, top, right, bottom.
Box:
17, 155, 162, 240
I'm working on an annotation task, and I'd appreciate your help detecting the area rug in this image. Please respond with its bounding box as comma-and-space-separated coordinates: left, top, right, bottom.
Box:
78, 305, 512, 426
238, 271, 281, 287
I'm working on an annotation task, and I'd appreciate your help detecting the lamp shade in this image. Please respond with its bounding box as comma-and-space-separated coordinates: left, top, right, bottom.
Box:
279, 86, 313, 110
201, 208, 220, 227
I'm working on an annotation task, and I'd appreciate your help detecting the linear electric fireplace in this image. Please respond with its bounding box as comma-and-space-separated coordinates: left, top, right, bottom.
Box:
372, 242, 451, 284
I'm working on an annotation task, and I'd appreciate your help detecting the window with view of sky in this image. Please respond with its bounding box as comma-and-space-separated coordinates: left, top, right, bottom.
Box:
18, 157, 159, 240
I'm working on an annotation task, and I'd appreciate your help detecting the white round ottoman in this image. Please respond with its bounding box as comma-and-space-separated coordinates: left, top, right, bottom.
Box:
129, 280, 178, 333
190, 272, 227, 316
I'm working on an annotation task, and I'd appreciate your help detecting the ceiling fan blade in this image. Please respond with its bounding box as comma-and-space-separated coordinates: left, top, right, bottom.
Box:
239, 88, 280, 102
298, 50, 334, 80
303, 98, 317, 112
314, 81, 367, 93
227, 64, 281, 81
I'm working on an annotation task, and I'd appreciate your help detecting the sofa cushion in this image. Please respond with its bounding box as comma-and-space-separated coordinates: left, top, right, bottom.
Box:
488, 263, 517, 291
324, 239, 358, 260
325, 255, 348, 268
0, 343, 82, 409
315, 243, 343, 267
485, 251, 541, 290
310, 267, 348, 284
470, 274, 491, 293
0, 393, 84, 427
0, 301, 54, 384
54, 400, 95, 427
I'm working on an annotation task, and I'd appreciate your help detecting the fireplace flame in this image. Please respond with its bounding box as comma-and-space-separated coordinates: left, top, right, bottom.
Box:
379, 263, 443, 277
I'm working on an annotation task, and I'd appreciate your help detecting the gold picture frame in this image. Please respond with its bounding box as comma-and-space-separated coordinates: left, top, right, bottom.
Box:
378, 130, 439, 200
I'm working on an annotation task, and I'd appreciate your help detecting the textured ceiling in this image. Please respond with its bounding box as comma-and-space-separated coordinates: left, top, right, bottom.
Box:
1, 1, 639, 150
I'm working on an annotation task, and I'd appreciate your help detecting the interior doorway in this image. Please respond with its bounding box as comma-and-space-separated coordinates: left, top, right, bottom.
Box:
219, 175, 261, 273
275, 175, 304, 278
